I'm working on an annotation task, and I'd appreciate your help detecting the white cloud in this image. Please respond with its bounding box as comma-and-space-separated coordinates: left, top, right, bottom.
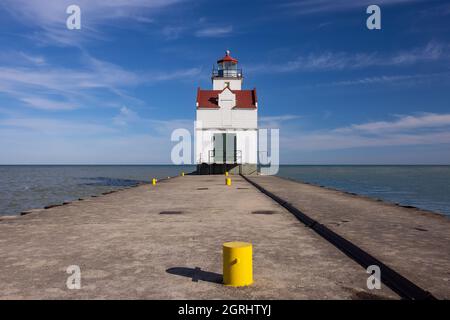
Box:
195, 26, 233, 38
322, 72, 450, 87
0, 113, 194, 164
1, 0, 185, 46
0, 59, 138, 94
281, 113, 450, 152
0, 54, 140, 112
390, 41, 446, 65
249, 42, 449, 73
19, 97, 76, 111
2, 111, 449, 164
0, 128, 174, 164
113, 106, 139, 126
0, 51, 47, 66
0, 51, 200, 112
162, 26, 186, 40
0, 117, 115, 135
260, 114, 300, 128
150, 68, 202, 81
18, 52, 46, 66
335, 113, 450, 133
281, 0, 426, 15
19, 0, 183, 22
284, 130, 450, 151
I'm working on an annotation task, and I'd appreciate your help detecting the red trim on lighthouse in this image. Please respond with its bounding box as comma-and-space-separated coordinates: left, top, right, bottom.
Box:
234, 89, 257, 109
197, 89, 220, 108
217, 51, 238, 64
196, 88, 257, 109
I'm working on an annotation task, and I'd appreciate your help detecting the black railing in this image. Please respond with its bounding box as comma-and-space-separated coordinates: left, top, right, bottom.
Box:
212, 68, 243, 78
208, 150, 242, 164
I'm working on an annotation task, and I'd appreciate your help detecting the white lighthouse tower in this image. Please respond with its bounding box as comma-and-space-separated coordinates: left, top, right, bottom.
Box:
195, 50, 258, 175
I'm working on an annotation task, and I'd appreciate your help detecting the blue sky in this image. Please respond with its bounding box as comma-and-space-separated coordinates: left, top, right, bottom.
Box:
0, 0, 450, 164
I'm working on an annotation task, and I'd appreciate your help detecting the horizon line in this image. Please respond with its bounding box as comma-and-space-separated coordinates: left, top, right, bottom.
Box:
0, 164, 449, 166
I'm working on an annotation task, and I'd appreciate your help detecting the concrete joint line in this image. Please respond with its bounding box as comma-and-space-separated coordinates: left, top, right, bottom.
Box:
240, 174, 437, 301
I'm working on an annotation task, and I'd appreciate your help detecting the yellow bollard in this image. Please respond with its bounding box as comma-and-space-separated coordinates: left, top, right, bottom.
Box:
225, 177, 231, 186
223, 242, 253, 287
152, 178, 157, 185
225, 171, 229, 176
181, 172, 185, 176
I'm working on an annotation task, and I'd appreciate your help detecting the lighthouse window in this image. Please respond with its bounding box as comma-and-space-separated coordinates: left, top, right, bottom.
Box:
224, 62, 236, 69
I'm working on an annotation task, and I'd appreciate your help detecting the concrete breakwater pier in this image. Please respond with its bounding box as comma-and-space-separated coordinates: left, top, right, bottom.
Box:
0, 175, 449, 299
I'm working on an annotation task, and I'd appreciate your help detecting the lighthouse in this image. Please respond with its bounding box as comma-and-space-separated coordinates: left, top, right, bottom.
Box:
195, 50, 258, 175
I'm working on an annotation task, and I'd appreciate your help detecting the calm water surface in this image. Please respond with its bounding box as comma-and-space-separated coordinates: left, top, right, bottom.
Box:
0, 165, 194, 216
1, 165, 449, 217
277, 165, 450, 216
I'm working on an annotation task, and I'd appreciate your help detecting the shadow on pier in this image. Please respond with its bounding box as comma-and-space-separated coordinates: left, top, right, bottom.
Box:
166, 267, 223, 284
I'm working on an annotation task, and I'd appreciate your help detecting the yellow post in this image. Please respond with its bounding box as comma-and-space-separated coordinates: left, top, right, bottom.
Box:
152, 178, 157, 185
181, 172, 185, 176
223, 242, 253, 287
225, 177, 231, 186
225, 171, 229, 176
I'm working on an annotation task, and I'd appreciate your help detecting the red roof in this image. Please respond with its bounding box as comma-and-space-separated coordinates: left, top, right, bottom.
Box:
217, 51, 238, 64
196, 87, 257, 109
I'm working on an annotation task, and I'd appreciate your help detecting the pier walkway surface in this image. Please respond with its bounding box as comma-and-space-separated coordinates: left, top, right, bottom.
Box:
0, 175, 447, 299
247, 176, 450, 299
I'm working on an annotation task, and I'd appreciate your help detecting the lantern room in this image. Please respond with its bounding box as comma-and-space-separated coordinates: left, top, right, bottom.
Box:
212, 50, 243, 91
213, 50, 242, 79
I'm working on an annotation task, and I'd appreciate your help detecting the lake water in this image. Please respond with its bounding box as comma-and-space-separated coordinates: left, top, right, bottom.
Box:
1, 165, 449, 217
0, 165, 195, 216
277, 165, 450, 217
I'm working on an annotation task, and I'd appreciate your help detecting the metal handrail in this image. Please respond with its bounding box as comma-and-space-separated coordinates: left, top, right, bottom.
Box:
208, 149, 242, 164
212, 68, 243, 78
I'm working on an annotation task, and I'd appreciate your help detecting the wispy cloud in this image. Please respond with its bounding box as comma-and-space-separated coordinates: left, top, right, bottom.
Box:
1, 0, 185, 46
0, 51, 200, 111
113, 106, 139, 126
17, 52, 47, 66
0, 56, 139, 93
195, 26, 233, 38
0, 117, 115, 135
150, 68, 202, 81
0, 51, 47, 67
280, 0, 426, 15
249, 42, 449, 73
317, 72, 450, 87
335, 113, 450, 134
0, 111, 193, 164
419, 2, 450, 17
0, 54, 139, 111
19, 97, 77, 111
161, 26, 186, 40
260, 114, 300, 127
282, 113, 450, 152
